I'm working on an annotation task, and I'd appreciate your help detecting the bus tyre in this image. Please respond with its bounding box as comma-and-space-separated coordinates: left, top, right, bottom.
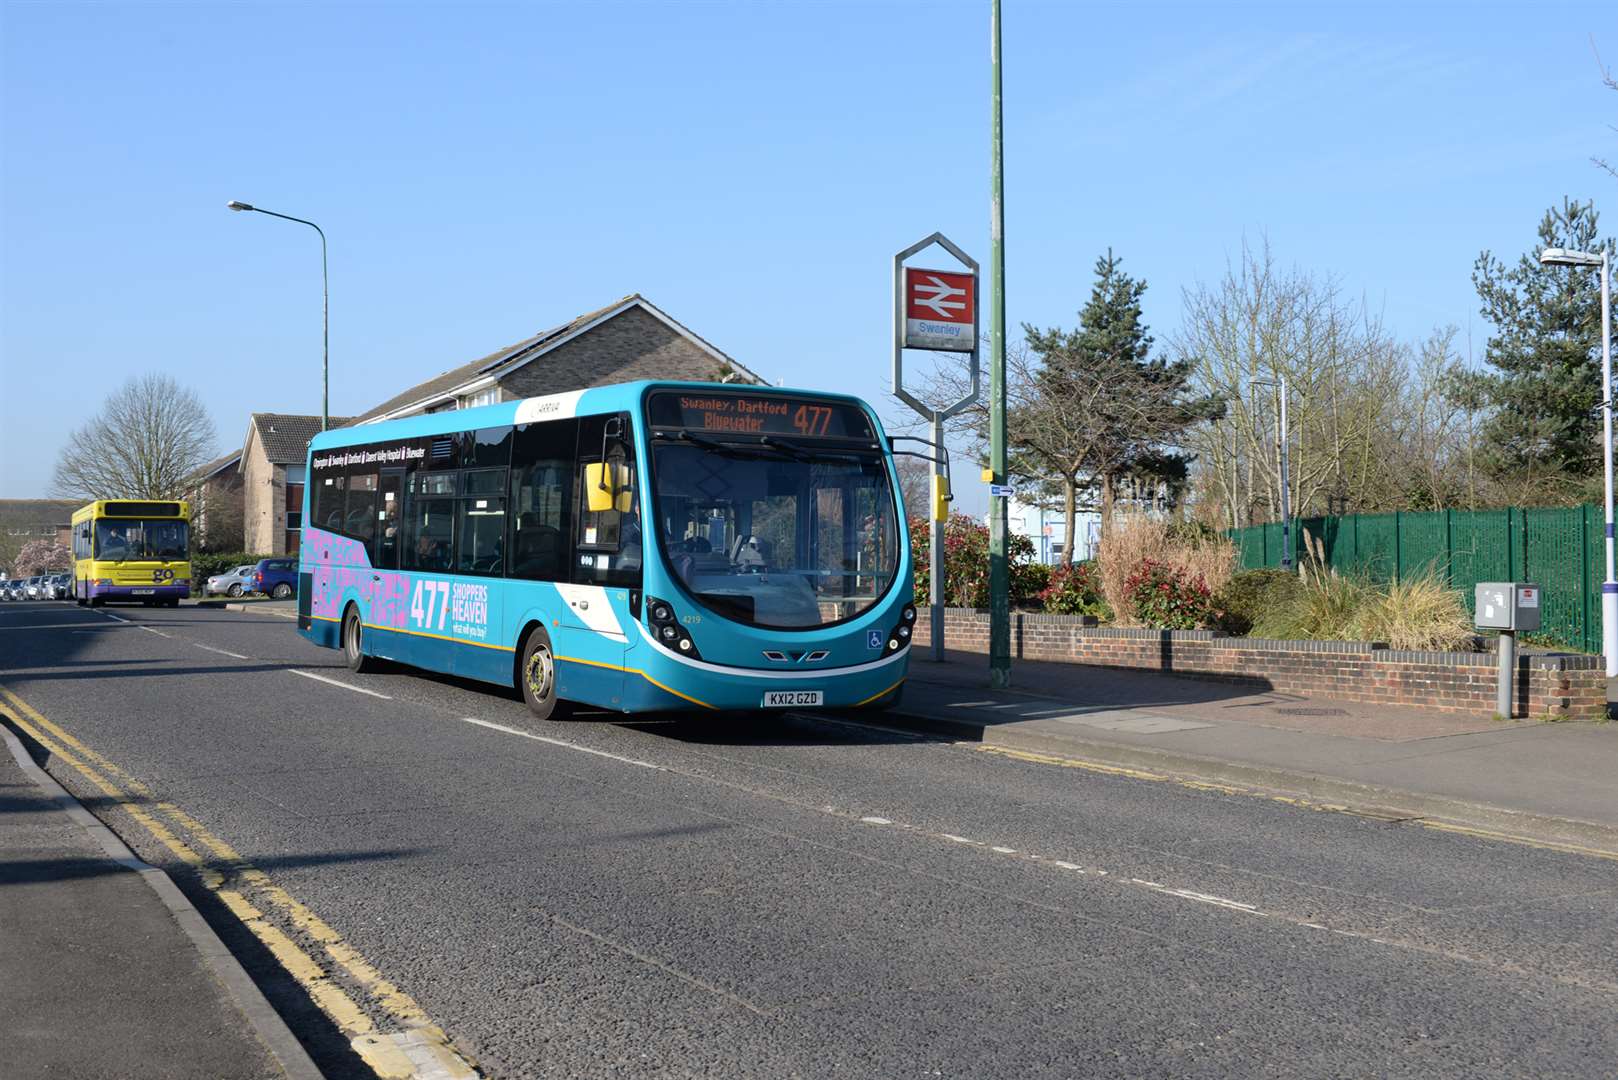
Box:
343, 607, 378, 674
272, 583, 293, 600
519, 628, 567, 721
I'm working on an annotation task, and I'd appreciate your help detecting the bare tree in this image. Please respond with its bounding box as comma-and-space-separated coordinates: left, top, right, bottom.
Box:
1177, 238, 1407, 525
1594, 36, 1617, 181
53, 375, 217, 501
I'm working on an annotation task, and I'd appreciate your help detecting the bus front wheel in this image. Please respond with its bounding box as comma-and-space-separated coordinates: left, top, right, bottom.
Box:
519, 627, 567, 721
342, 607, 378, 674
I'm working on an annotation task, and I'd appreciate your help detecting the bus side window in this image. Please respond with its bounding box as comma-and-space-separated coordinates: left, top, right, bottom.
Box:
509, 418, 577, 582
347, 468, 379, 546
402, 472, 455, 572
318, 475, 347, 532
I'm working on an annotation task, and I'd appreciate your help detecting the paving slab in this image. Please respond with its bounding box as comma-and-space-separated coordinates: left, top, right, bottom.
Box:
0, 723, 319, 1080
892, 651, 1618, 852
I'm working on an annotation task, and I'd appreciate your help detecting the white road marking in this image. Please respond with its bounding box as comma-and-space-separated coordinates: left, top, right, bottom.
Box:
101, 612, 130, 623
138, 626, 172, 639
289, 669, 392, 699
194, 643, 250, 660
459, 717, 662, 770
947, 700, 997, 708
453, 711, 1438, 951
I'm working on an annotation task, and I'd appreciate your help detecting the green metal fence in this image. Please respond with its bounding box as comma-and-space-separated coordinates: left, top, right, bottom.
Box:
1229, 506, 1603, 652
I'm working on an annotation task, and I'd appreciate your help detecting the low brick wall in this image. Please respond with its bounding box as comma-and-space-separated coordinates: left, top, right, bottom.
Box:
921, 609, 1607, 720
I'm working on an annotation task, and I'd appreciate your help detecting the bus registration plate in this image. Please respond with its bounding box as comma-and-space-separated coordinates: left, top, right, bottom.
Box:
131, 589, 154, 595
762, 690, 822, 708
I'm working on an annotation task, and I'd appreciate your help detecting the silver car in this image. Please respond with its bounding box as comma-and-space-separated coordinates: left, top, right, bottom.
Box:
206, 564, 258, 598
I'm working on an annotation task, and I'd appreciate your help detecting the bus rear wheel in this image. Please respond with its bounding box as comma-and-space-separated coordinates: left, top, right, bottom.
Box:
519, 627, 567, 721
342, 607, 378, 674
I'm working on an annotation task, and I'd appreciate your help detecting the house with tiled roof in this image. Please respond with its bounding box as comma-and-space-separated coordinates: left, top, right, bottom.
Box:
241, 413, 354, 555
354, 294, 765, 423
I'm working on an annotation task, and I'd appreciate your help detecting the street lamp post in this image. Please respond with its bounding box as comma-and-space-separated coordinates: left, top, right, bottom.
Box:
1253, 376, 1291, 570
1541, 246, 1615, 676
987, 0, 1011, 689
227, 201, 329, 431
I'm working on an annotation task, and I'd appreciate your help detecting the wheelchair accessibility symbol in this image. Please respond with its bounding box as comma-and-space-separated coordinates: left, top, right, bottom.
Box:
867, 630, 883, 651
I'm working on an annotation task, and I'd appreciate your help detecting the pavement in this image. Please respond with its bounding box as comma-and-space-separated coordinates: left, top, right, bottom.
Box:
891, 650, 1618, 855
0, 711, 318, 1078
4, 598, 1618, 1078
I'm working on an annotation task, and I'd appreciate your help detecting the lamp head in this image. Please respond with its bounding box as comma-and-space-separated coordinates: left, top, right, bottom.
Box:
1540, 247, 1603, 268
226, 200, 255, 212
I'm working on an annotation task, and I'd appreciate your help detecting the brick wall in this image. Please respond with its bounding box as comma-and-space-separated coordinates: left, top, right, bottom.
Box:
923, 609, 1607, 720
497, 307, 751, 400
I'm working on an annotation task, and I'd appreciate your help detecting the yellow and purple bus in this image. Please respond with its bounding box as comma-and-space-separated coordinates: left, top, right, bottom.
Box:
70, 499, 192, 607
297, 381, 915, 717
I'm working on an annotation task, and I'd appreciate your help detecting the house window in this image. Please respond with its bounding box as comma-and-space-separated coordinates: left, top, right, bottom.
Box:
461, 386, 500, 409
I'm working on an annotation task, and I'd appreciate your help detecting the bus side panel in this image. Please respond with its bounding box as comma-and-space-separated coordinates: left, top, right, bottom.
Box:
508, 583, 625, 710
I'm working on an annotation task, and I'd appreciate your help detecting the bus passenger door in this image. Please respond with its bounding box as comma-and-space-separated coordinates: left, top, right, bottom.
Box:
554, 414, 637, 708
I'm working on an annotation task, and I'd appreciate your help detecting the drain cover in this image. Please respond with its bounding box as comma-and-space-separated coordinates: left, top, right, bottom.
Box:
1274, 707, 1349, 717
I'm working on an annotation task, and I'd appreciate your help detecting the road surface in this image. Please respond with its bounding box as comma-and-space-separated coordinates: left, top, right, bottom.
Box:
3, 600, 1615, 1078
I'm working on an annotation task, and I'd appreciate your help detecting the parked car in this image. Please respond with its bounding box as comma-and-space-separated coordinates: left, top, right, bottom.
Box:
23, 576, 43, 600
206, 564, 258, 598
0, 579, 16, 600
251, 558, 298, 600
49, 572, 72, 599
4, 578, 22, 601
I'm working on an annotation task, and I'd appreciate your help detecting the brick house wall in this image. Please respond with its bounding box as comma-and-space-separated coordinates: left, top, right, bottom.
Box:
923, 609, 1607, 720
241, 433, 282, 556
496, 306, 744, 401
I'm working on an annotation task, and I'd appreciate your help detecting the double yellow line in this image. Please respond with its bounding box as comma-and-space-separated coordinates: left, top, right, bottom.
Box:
0, 686, 478, 1079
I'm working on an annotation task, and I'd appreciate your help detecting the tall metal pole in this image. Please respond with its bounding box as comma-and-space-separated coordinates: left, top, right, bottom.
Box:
228, 202, 329, 431
1278, 374, 1291, 570
1601, 251, 1615, 676
931, 413, 947, 661
987, 0, 1011, 688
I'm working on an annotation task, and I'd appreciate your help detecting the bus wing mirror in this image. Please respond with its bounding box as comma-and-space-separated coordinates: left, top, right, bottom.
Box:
585, 462, 634, 513
585, 462, 616, 512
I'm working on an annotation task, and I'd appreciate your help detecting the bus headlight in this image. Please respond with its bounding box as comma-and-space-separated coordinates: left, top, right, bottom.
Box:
647, 596, 702, 660
884, 606, 918, 654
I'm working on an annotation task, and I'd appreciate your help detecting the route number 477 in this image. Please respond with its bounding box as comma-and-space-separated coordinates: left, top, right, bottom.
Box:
411, 580, 450, 632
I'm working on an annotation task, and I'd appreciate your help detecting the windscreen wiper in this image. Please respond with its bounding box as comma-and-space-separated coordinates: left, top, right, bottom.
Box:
758, 435, 872, 462
657, 430, 793, 460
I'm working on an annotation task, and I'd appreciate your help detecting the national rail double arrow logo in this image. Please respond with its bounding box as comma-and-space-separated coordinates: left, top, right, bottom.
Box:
911, 275, 968, 318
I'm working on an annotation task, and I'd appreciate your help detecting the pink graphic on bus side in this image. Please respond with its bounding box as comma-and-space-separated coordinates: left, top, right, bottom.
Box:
303, 527, 410, 628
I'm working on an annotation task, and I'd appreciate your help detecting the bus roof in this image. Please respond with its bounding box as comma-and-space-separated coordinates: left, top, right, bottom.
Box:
71, 499, 190, 523
309, 380, 881, 453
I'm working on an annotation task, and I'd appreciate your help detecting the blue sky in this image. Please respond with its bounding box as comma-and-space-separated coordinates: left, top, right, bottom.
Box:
2, 0, 1613, 504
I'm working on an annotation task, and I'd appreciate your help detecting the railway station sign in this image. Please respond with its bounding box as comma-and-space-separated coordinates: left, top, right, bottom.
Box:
902, 267, 977, 352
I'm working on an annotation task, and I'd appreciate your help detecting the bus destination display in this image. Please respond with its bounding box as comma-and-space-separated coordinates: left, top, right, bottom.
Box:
649, 392, 873, 440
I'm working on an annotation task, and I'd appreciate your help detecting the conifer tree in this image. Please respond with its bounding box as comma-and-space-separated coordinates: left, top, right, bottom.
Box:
1454, 198, 1615, 499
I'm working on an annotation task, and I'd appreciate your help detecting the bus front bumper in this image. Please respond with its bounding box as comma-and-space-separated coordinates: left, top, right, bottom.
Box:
86, 583, 190, 601
618, 644, 911, 714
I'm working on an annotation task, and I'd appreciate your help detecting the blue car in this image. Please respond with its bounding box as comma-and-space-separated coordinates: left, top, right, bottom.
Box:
252, 558, 298, 600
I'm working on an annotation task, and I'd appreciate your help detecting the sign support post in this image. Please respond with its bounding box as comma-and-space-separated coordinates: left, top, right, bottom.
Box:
987, 0, 1011, 689
894, 233, 981, 663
